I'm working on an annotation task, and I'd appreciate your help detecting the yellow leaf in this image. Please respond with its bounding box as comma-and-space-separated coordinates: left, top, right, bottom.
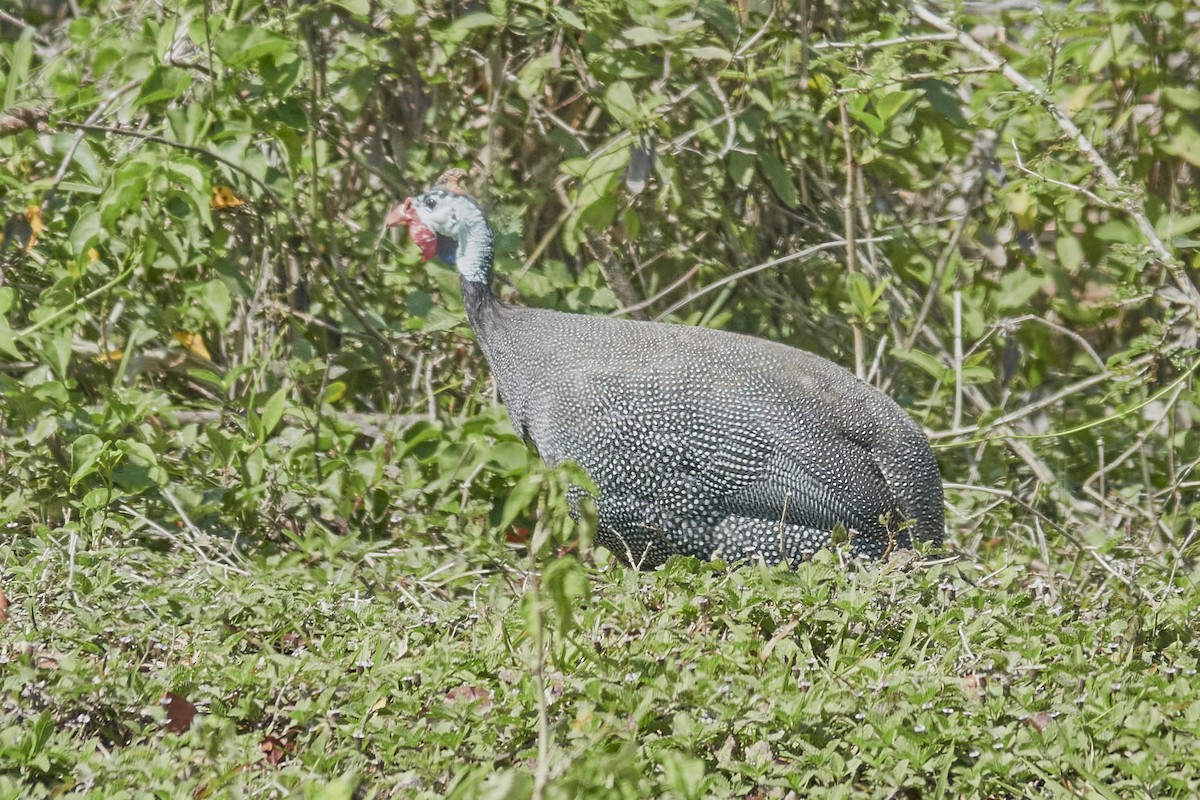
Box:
24, 204, 42, 249
210, 184, 245, 210
173, 330, 213, 361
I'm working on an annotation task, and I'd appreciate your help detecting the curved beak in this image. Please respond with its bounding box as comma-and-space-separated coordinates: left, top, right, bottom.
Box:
386, 197, 417, 229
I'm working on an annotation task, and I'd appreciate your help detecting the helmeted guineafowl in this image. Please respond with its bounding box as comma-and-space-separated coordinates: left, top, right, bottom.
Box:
389, 169, 944, 569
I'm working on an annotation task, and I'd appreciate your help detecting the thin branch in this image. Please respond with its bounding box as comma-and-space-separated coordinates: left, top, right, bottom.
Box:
1011, 138, 1116, 210
952, 290, 963, 430
911, 2, 1200, 314
935, 355, 1200, 447
968, 314, 1107, 373
929, 365, 1116, 441
1081, 380, 1187, 496
837, 97, 865, 378
653, 237, 889, 321
0, 10, 51, 44
814, 31, 957, 50
611, 261, 703, 318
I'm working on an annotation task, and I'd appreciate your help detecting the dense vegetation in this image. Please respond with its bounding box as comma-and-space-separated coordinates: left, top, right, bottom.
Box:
2, 0, 1198, 797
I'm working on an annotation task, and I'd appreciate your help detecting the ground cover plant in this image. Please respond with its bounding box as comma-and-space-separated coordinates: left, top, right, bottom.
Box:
1, 0, 1198, 797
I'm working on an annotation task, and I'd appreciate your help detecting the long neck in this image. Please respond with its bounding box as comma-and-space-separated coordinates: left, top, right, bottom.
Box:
456, 205, 495, 286
455, 204, 498, 333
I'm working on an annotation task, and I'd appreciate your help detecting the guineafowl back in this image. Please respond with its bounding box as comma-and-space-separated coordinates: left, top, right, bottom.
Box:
465, 282, 944, 568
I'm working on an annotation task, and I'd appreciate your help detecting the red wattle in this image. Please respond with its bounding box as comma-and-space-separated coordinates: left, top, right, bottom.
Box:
407, 219, 439, 261
387, 197, 439, 261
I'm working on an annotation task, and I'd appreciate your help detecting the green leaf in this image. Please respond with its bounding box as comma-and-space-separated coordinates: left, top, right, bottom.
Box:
1055, 234, 1085, 273
873, 89, 915, 123
476, 769, 532, 800
996, 268, 1043, 311
194, 279, 231, 327
487, 441, 529, 475
1156, 212, 1200, 240
917, 79, 966, 125
603, 81, 638, 127
661, 750, 707, 798
848, 106, 884, 136
542, 556, 588, 632
71, 434, 106, 487
500, 472, 543, 532
42, 329, 73, 379
758, 150, 799, 208
1161, 122, 1200, 167
434, 13, 499, 47
552, 6, 585, 30
3, 30, 33, 109
70, 206, 102, 255
0, 317, 20, 359
685, 46, 732, 61
961, 364, 996, 384
82, 486, 122, 509
728, 151, 755, 187
1163, 86, 1200, 110
154, 17, 177, 61
622, 26, 671, 46
243, 447, 264, 486
517, 52, 557, 100
891, 348, 947, 380
214, 25, 295, 67
261, 387, 288, 439
0, 287, 19, 359
136, 66, 193, 107
322, 381, 346, 404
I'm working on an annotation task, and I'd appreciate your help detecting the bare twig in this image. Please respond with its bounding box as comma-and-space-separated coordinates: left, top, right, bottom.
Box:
118, 503, 249, 575
952, 291, 963, 430
1082, 380, 1187, 497
935, 355, 1200, 448
965, 314, 1107, 373
526, 550, 553, 800
814, 31, 957, 50
836, 97, 865, 378
1011, 139, 1116, 210
584, 234, 646, 319
929, 365, 1117, 441
0, 10, 50, 44
652, 237, 889, 321
611, 259, 704, 319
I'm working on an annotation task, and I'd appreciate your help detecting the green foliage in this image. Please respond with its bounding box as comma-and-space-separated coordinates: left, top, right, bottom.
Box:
2, 0, 1199, 796
3, 533, 1200, 798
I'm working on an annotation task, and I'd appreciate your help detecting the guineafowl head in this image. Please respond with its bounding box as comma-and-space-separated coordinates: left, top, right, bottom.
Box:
388, 169, 494, 284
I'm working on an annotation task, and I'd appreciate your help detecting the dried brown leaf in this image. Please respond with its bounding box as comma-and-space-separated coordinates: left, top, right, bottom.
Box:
161, 692, 198, 734
1028, 711, 1053, 733
260, 735, 292, 766
444, 684, 493, 710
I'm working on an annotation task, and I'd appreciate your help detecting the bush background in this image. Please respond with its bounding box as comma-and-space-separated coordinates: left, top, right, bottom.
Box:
1, 0, 1198, 797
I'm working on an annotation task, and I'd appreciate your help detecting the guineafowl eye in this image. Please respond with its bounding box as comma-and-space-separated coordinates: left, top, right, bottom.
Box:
393, 168, 945, 570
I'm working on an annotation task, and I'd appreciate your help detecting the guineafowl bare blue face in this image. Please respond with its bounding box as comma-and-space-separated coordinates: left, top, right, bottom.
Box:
390, 170, 946, 569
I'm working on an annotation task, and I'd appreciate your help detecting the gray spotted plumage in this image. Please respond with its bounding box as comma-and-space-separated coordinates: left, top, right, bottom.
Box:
394, 173, 945, 569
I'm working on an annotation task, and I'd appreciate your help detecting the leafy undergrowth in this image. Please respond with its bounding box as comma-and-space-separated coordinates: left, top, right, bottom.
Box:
3, 524, 1198, 799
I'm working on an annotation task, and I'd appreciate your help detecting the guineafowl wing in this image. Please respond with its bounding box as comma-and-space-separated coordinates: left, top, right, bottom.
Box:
686, 392, 896, 537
